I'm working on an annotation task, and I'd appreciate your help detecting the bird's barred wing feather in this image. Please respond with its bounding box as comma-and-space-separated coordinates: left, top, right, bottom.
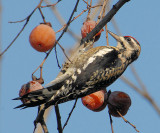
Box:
73, 46, 122, 91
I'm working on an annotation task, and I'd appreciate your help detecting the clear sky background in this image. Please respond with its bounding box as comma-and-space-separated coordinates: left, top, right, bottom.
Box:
0, 0, 160, 133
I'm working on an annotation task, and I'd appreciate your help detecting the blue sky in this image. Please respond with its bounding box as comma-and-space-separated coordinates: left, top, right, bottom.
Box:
1, 0, 160, 133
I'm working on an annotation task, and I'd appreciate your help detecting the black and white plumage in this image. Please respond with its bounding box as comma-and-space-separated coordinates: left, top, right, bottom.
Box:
14, 31, 141, 109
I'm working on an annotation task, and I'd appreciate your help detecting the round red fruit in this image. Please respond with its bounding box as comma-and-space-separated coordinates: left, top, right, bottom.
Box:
29, 24, 56, 52
81, 89, 107, 112
81, 20, 104, 42
107, 91, 131, 117
19, 81, 43, 104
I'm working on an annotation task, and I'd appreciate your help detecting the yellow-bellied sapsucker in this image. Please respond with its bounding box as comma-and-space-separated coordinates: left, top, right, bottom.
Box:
14, 31, 141, 109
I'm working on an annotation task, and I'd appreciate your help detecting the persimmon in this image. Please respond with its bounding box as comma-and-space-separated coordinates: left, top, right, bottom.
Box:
107, 91, 131, 117
29, 24, 56, 52
19, 81, 43, 104
81, 20, 104, 42
81, 89, 107, 112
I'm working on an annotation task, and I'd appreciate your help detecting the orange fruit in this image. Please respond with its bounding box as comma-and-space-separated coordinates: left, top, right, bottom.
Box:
29, 24, 56, 52
81, 89, 107, 112
108, 91, 131, 117
19, 81, 43, 104
81, 20, 104, 42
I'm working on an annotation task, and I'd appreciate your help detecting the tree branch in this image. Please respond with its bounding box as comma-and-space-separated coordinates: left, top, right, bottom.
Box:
80, 0, 130, 45
63, 99, 77, 130
55, 105, 63, 133
120, 75, 160, 116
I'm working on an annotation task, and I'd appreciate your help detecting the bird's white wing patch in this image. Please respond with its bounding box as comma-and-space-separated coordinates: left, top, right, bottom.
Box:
83, 48, 113, 70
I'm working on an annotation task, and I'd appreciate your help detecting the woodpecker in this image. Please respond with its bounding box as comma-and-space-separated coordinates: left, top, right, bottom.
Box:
14, 31, 141, 109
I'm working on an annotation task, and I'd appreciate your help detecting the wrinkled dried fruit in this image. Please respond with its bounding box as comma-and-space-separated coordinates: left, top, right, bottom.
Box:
81, 20, 104, 42
108, 91, 131, 117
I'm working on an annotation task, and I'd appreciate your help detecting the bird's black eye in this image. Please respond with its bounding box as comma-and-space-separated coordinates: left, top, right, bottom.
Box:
126, 38, 131, 42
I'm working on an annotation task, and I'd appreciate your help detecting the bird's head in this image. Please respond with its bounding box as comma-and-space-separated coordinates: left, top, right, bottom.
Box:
108, 30, 141, 62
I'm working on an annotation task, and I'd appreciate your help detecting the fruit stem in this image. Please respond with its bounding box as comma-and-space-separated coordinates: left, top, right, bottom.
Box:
38, 7, 47, 24
117, 110, 139, 132
63, 99, 77, 130
109, 113, 114, 133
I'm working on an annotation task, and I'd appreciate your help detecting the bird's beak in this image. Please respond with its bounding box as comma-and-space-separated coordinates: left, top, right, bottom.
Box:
107, 30, 122, 42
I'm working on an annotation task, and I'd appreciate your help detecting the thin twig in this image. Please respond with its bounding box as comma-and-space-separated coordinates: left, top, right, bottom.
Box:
71, 5, 102, 23
61, 0, 80, 33
56, 24, 66, 33
130, 65, 160, 116
0, 1, 2, 132
102, 0, 109, 46
55, 105, 63, 133
97, 0, 108, 23
104, 24, 109, 46
0, 0, 43, 57
55, 4, 103, 33
87, 0, 92, 20
54, 4, 102, 33
56, 41, 72, 62
63, 99, 78, 130
32, 49, 52, 76
109, 113, 114, 133
90, 0, 103, 20
117, 110, 139, 132
130, 64, 147, 92
82, 0, 88, 5
38, 7, 47, 23
120, 75, 160, 116
55, 45, 61, 69
41, 0, 60, 8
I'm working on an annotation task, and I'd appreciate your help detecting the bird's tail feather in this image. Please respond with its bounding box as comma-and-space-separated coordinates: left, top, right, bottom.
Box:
13, 86, 58, 109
